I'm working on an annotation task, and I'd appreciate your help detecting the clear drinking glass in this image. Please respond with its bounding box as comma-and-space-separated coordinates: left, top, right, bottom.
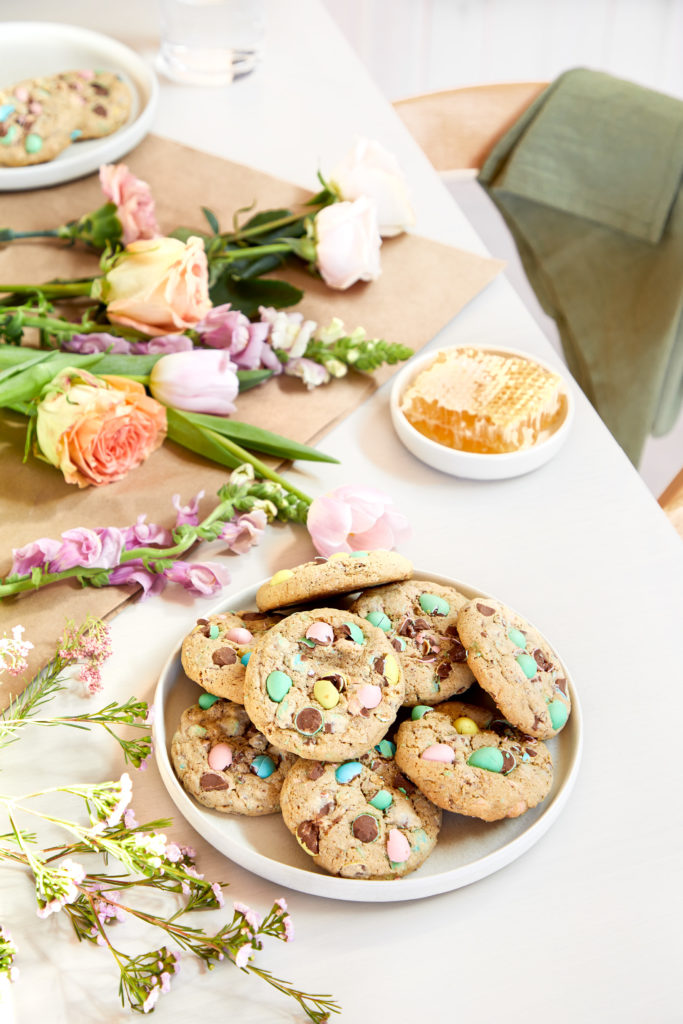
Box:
157, 0, 265, 86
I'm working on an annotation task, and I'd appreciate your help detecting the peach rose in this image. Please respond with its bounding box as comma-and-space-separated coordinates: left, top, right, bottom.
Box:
100, 236, 212, 337
35, 368, 167, 488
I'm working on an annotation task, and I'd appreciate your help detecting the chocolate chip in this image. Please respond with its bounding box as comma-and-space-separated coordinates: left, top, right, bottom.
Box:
398, 618, 417, 637
391, 638, 404, 651
436, 661, 451, 679
322, 673, 346, 692
93, 104, 108, 116
351, 814, 379, 843
476, 603, 495, 616
392, 771, 416, 795
524, 745, 538, 758
532, 713, 545, 730
450, 637, 467, 662
323, 723, 334, 733
296, 820, 319, 854
212, 647, 237, 666
317, 801, 334, 818
490, 717, 512, 736
373, 656, 386, 675
501, 750, 517, 775
334, 624, 352, 640
240, 611, 267, 621
91, 82, 110, 95
196, 617, 209, 626
555, 677, 568, 696
0, 125, 7, 137
200, 773, 229, 791
534, 649, 553, 672
414, 618, 430, 630
445, 624, 460, 637
295, 707, 323, 735
308, 761, 325, 780
359, 707, 371, 718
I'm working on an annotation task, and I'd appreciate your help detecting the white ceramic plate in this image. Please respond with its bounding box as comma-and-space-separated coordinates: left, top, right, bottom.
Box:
154, 569, 582, 902
390, 345, 575, 480
0, 22, 158, 191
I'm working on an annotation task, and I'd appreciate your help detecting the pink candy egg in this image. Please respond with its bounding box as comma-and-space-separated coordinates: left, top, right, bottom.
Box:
207, 743, 233, 771
421, 743, 455, 763
305, 621, 334, 645
77, 68, 95, 80
225, 627, 253, 645
386, 828, 410, 864
357, 684, 382, 709
14, 87, 29, 102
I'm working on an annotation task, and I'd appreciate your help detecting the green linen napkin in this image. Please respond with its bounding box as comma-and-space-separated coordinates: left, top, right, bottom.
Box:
478, 68, 683, 465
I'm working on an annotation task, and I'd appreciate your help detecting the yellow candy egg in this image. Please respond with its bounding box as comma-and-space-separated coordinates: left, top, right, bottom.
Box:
313, 679, 340, 709
328, 552, 348, 562
454, 716, 479, 735
269, 569, 294, 586
383, 654, 399, 685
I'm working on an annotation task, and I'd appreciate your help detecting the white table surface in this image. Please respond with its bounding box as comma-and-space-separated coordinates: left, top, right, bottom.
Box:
1, 2, 683, 1023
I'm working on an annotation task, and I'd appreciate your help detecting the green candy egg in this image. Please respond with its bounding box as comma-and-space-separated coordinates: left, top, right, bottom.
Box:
209, 624, 220, 639
344, 621, 366, 645
411, 705, 433, 720
24, 133, 43, 154
349, 550, 369, 558
516, 653, 537, 678
0, 125, 18, 146
366, 610, 392, 632
548, 700, 569, 730
369, 789, 393, 811
419, 593, 450, 616
198, 693, 220, 709
507, 627, 527, 648
467, 746, 505, 773
374, 739, 396, 758
266, 670, 293, 702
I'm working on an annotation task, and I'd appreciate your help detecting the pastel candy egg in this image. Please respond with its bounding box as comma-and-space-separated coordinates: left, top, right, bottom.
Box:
349, 550, 369, 558
516, 653, 537, 678
24, 134, 43, 154
225, 627, 253, 645
386, 828, 411, 864
358, 684, 382, 709
383, 654, 399, 685
266, 670, 292, 702
269, 569, 294, 586
454, 716, 479, 735
306, 621, 334, 645
13, 86, 29, 101
419, 593, 450, 616
313, 678, 340, 709
251, 755, 276, 779
421, 743, 455, 763
548, 699, 569, 730
335, 761, 363, 784
343, 621, 366, 645
507, 626, 527, 648
374, 739, 396, 757
365, 610, 392, 632
467, 746, 505, 773
208, 743, 233, 771
369, 789, 393, 811
294, 706, 323, 736
328, 552, 348, 562
209, 624, 220, 639
240, 652, 251, 666
0, 103, 15, 122
411, 705, 433, 720
198, 693, 220, 709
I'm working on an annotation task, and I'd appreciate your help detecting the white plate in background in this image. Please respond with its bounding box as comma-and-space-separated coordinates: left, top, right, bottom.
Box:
153, 569, 582, 903
0, 22, 158, 191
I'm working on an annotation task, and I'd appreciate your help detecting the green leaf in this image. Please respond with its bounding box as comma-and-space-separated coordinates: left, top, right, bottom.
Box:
236, 369, 273, 392
209, 272, 303, 316
178, 411, 339, 463
168, 227, 212, 245
202, 207, 221, 235
241, 209, 292, 231
0, 352, 103, 406
166, 409, 245, 472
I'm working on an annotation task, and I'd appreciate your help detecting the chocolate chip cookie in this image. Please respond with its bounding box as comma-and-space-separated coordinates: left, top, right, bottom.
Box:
181, 609, 282, 704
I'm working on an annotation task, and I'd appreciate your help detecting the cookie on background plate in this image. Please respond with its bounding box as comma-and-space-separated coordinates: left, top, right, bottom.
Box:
350, 579, 475, 705
457, 598, 571, 740
54, 70, 132, 138
243, 607, 405, 760
0, 77, 81, 166
255, 549, 413, 612
280, 750, 442, 879
181, 610, 282, 704
394, 700, 553, 821
171, 698, 297, 815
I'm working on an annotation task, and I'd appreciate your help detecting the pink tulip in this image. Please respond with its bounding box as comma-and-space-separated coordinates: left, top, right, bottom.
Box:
149, 350, 239, 415
307, 484, 411, 557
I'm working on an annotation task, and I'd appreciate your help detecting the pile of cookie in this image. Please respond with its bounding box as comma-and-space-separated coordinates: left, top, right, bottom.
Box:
0, 69, 132, 167
171, 550, 572, 881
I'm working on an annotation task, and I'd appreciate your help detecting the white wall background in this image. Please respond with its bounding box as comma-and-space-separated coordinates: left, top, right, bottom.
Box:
322, 0, 683, 101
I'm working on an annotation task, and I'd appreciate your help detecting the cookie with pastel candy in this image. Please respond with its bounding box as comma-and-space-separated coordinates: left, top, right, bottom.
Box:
394, 700, 554, 821
0, 76, 82, 167
254, 549, 413, 612
456, 598, 572, 740
350, 579, 476, 706
279, 749, 441, 879
171, 698, 297, 815
54, 70, 132, 139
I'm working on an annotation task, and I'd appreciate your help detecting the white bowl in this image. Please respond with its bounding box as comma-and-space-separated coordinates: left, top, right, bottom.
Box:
390, 344, 575, 480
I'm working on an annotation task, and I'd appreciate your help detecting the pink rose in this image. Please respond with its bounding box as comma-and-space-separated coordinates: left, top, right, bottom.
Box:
101, 236, 211, 337
330, 138, 415, 237
35, 368, 167, 488
314, 196, 382, 290
99, 163, 160, 246
307, 484, 411, 557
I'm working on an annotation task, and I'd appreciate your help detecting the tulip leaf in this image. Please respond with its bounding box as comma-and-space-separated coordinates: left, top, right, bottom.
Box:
236, 369, 273, 392
240, 209, 293, 231
202, 207, 221, 235
166, 410, 244, 472
177, 410, 339, 463
209, 271, 303, 316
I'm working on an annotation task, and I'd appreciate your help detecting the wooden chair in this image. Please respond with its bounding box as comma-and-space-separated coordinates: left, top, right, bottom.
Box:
393, 81, 548, 174
659, 469, 683, 539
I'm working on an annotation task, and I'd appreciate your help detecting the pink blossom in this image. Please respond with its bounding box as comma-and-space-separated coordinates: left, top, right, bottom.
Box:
314, 196, 382, 290
10, 537, 61, 576
307, 484, 411, 557
196, 304, 250, 350
164, 561, 230, 596
108, 559, 167, 598
122, 514, 173, 550
275, 897, 288, 912
149, 350, 239, 415
172, 490, 204, 527
219, 509, 267, 554
49, 527, 125, 572
79, 662, 103, 695
282, 915, 295, 941
284, 357, 330, 389
235, 945, 252, 969
62, 332, 133, 354
130, 335, 194, 354
233, 901, 262, 930
259, 307, 317, 357
99, 163, 160, 246
142, 983, 161, 1013
124, 808, 138, 829
211, 882, 225, 907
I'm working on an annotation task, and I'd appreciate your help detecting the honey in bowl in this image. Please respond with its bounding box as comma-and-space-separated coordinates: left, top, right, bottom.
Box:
399, 347, 568, 455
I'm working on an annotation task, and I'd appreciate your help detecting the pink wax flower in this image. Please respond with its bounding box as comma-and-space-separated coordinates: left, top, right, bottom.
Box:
99, 163, 160, 246
62, 332, 133, 354
197, 304, 250, 350
49, 527, 125, 572
219, 509, 268, 554
173, 490, 205, 527
121, 514, 173, 550
130, 334, 194, 354
108, 559, 168, 598
149, 350, 239, 415
10, 537, 61, 576
164, 560, 230, 596
307, 484, 411, 557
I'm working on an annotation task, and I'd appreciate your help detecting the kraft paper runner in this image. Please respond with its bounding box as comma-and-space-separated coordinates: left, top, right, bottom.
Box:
0, 133, 503, 697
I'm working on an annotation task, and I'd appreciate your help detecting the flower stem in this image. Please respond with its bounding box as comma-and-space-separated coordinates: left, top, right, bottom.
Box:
0, 281, 93, 298
0, 228, 62, 242
212, 242, 294, 264
197, 424, 312, 503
